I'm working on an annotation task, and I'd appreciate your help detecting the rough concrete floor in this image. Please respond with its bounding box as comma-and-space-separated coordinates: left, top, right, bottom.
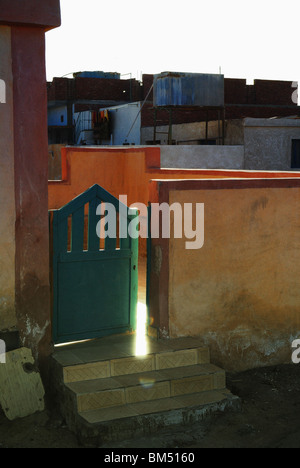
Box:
0, 362, 300, 448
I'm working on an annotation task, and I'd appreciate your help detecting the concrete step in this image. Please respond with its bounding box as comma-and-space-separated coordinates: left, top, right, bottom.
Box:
79, 388, 233, 424
50, 335, 240, 445
53, 335, 211, 384
65, 363, 226, 412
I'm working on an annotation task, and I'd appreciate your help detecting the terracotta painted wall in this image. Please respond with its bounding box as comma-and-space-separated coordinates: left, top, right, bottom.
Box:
48, 146, 300, 258
48, 146, 300, 256
48, 146, 226, 210
49, 147, 160, 211
148, 178, 300, 372
48, 146, 300, 210
47, 147, 231, 254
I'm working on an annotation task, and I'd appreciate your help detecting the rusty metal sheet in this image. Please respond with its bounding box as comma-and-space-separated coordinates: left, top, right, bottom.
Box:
153, 72, 224, 107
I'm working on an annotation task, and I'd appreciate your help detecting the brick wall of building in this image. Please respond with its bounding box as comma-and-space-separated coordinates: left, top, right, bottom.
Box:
141, 75, 299, 128
47, 76, 142, 103
48, 73, 299, 129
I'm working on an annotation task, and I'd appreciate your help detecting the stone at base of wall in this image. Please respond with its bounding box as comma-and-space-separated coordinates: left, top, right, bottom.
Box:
0, 347, 45, 421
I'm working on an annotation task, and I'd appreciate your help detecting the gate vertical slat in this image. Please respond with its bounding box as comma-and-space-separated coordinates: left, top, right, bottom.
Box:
129, 209, 139, 332
120, 232, 130, 250
88, 198, 100, 252
58, 214, 68, 253
102, 201, 117, 251
71, 205, 85, 252
146, 204, 151, 309
105, 232, 117, 251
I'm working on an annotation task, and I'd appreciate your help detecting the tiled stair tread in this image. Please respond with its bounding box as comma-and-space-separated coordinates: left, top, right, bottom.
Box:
66, 363, 224, 395
51, 334, 237, 440
79, 390, 232, 424
51, 335, 238, 439
53, 335, 207, 368
61, 346, 210, 383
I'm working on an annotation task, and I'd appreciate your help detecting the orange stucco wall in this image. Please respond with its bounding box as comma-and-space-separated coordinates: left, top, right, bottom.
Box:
48, 146, 300, 211
48, 146, 300, 257
148, 178, 300, 372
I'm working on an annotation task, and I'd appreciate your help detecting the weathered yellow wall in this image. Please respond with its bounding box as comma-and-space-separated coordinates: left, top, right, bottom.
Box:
0, 26, 16, 331
167, 184, 300, 371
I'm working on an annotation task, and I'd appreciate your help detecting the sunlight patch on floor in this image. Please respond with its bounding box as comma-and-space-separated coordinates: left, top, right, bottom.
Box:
135, 301, 148, 356
55, 338, 93, 348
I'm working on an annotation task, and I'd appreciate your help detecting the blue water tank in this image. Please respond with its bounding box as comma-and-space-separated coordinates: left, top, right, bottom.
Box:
73, 71, 120, 79
153, 72, 224, 107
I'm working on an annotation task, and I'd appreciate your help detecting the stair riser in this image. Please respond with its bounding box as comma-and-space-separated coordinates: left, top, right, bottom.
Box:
63, 347, 210, 383
51, 337, 235, 439
75, 371, 225, 412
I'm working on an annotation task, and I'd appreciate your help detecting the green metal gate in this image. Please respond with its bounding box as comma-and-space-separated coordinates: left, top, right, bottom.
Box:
49, 184, 138, 344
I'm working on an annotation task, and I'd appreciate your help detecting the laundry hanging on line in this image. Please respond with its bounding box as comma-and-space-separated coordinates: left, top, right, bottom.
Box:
92, 110, 109, 126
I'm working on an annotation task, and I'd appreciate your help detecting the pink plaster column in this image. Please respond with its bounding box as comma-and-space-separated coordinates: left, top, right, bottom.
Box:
0, 1, 61, 368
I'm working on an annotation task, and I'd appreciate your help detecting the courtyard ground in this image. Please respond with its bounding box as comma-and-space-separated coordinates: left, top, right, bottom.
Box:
0, 362, 299, 448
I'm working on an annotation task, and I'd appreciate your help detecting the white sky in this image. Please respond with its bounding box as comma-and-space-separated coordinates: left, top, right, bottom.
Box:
46, 0, 299, 88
